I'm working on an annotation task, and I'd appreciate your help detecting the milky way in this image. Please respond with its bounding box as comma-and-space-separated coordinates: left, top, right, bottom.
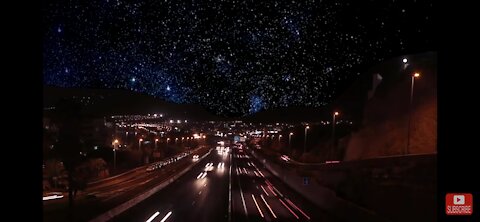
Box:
43, 0, 434, 117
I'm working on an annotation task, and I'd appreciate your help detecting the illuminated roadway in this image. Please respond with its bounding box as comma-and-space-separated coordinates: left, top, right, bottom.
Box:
111, 145, 338, 222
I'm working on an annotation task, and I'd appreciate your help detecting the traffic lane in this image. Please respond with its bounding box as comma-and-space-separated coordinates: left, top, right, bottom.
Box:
231, 157, 267, 222
88, 147, 206, 191
169, 152, 230, 222
234, 154, 293, 221
231, 150, 281, 221
88, 158, 192, 201
246, 151, 340, 222
111, 149, 229, 222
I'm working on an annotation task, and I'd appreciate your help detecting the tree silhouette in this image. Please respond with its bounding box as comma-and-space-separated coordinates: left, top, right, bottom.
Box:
52, 98, 84, 220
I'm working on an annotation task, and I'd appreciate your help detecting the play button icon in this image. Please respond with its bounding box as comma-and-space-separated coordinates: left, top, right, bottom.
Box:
454, 195, 465, 205
446, 193, 473, 215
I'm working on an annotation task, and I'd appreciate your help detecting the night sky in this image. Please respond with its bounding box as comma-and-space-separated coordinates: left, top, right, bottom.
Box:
43, 0, 434, 117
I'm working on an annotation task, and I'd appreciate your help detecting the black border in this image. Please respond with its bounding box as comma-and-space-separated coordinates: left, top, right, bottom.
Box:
438, 1, 480, 221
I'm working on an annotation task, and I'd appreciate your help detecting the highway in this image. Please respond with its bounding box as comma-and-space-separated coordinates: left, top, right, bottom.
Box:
112, 145, 338, 222
231, 145, 337, 222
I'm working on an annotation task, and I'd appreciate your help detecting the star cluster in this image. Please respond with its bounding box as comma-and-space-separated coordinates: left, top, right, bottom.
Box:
43, 0, 434, 117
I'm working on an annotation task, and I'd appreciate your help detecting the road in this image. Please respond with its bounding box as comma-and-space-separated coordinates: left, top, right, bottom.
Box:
112, 145, 338, 222
43, 148, 209, 222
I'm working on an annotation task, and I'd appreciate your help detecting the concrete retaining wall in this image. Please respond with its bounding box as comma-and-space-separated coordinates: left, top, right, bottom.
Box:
250, 150, 388, 222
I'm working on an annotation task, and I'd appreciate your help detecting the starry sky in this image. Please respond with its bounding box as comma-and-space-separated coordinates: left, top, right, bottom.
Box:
43, 0, 434, 117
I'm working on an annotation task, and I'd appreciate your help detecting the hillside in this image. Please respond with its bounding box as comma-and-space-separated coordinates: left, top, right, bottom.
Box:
43, 86, 221, 121
344, 52, 437, 160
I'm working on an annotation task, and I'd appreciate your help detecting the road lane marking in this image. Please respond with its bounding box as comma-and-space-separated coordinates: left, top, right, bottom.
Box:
260, 185, 269, 196
237, 163, 249, 217
251, 194, 264, 218
228, 158, 232, 222
286, 198, 311, 220
159, 211, 172, 222
145, 211, 160, 222
279, 198, 299, 219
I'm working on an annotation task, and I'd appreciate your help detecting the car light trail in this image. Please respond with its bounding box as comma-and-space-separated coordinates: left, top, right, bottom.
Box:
257, 170, 265, 178
260, 194, 277, 218
43, 194, 64, 201
197, 172, 204, 179
286, 198, 311, 220
279, 198, 300, 219
267, 185, 277, 196
145, 211, 160, 222
260, 185, 269, 196
254, 171, 260, 177
201, 172, 207, 179
238, 171, 248, 216
251, 194, 264, 218
159, 211, 172, 222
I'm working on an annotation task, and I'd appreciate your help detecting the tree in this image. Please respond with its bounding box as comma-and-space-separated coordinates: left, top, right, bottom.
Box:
52, 98, 84, 220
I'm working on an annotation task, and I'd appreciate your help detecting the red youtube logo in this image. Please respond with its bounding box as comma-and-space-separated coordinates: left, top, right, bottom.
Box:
446, 193, 473, 215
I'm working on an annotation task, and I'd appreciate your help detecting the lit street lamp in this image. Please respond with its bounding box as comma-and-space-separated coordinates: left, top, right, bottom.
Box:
331, 111, 339, 159
289, 133, 293, 149
406, 72, 420, 155
278, 134, 282, 142
155, 138, 159, 150
113, 139, 119, 170
139, 138, 143, 150
304, 126, 310, 158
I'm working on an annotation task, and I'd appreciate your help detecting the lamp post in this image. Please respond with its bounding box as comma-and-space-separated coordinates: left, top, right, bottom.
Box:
289, 133, 293, 149
406, 73, 420, 155
113, 139, 119, 170
332, 111, 339, 160
139, 138, 143, 150
155, 138, 159, 150
304, 126, 310, 158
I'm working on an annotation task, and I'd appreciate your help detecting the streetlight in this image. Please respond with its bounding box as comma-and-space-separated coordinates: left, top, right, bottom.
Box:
139, 138, 143, 150
278, 134, 282, 143
155, 138, 159, 150
289, 133, 293, 149
113, 139, 119, 170
332, 111, 339, 160
304, 126, 310, 158
167, 138, 170, 143
406, 72, 420, 155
